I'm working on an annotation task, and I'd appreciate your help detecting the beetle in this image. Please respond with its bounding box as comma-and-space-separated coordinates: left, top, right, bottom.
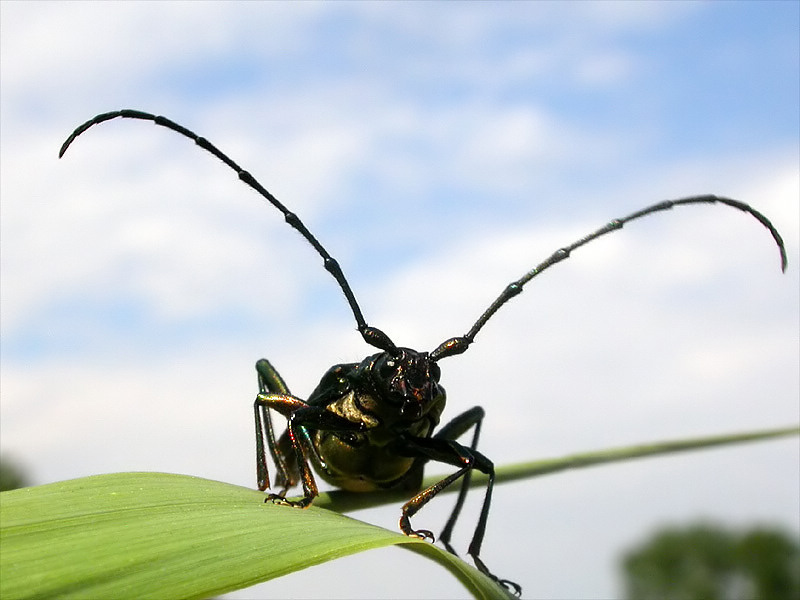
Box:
59, 109, 787, 595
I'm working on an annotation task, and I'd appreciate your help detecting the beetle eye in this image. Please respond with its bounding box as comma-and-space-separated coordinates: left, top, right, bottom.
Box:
429, 362, 441, 381
378, 358, 396, 379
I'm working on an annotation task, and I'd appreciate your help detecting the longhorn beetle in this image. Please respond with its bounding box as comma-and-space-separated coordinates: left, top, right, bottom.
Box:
60, 109, 787, 596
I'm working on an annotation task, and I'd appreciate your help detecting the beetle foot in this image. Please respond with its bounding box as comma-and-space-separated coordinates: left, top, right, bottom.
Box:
399, 515, 436, 541
267, 493, 311, 508
472, 554, 522, 596
410, 528, 436, 542
499, 578, 522, 597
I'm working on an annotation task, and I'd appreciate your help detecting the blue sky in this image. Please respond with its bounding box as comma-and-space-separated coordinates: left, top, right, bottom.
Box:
1, 2, 798, 598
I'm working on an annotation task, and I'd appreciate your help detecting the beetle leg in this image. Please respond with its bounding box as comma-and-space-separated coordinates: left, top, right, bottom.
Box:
275, 405, 368, 507
254, 359, 296, 493
397, 435, 488, 540
255, 391, 323, 508
398, 434, 521, 596
255, 366, 367, 509
433, 406, 485, 554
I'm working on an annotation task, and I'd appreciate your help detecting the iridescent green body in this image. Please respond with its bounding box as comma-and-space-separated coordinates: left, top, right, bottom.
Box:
256, 351, 448, 495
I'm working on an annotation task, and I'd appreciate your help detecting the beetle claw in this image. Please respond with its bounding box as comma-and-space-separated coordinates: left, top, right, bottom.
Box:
268, 493, 310, 508
411, 528, 435, 542
500, 578, 522, 597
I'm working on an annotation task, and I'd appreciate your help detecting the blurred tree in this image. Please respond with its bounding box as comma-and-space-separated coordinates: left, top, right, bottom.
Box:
0, 457, 29, 491
621, 523, 800, 600
736, 529, 800, 600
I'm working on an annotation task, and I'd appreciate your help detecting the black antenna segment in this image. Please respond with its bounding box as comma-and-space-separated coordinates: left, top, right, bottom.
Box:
59, 109, 398, 355
430, 195, 787, 361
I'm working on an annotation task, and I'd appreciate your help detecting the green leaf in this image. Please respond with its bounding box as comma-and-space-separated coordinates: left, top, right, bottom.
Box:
0, 472, 510, 600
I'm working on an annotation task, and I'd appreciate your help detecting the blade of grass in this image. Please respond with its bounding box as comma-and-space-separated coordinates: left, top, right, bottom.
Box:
317, 425, 800, 512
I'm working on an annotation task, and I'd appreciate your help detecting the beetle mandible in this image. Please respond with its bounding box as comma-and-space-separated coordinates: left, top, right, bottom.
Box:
59, 109, 788, 596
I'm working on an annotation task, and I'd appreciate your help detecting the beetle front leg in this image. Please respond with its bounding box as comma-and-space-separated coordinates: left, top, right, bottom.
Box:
255, 376, 367, 509
254, 391, 323, 508
397, 435, 521, 596
273, 404, 369, 508
397, 439, 475, 541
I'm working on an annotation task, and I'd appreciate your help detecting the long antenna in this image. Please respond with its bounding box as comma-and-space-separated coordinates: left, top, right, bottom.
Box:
60, 109, 398, 354
60, 112, 787, 363
430, 195, 787, 361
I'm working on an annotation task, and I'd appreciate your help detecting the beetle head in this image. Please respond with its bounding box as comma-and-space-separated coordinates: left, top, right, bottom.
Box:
371, 348, 443, 420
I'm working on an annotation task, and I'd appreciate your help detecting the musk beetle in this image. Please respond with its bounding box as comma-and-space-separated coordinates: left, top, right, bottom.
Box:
60, 109, 787, 595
